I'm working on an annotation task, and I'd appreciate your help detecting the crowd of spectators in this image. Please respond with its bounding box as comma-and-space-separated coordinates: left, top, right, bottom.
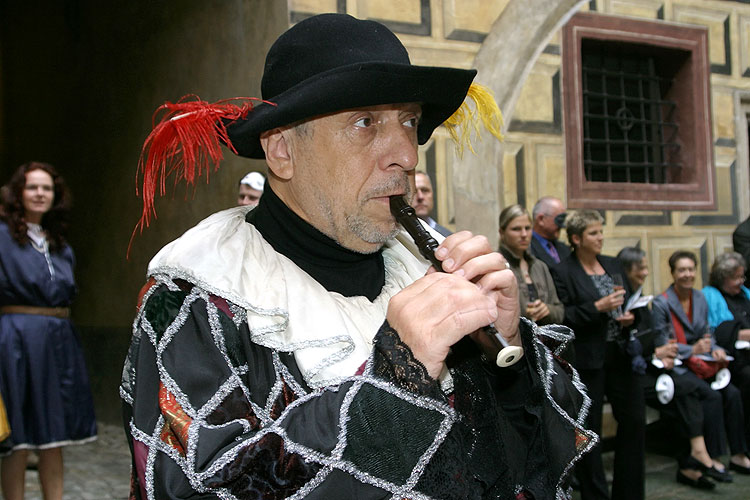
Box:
498, 197, 750, 496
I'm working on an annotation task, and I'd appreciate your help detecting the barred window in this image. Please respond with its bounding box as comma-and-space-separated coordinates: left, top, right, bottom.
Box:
582, 40, 683, 184
562, 12, 716, 211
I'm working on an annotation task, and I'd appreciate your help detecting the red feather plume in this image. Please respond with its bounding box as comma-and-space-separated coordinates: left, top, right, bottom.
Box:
128, 95, 274, 256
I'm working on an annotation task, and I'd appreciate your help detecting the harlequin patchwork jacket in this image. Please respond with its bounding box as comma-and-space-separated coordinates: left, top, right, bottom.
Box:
120, 207, 596, 500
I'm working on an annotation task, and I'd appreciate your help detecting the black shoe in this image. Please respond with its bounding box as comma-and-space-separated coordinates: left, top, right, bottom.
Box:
705, 466, 733, 483
729, 461, 750, 475
681, 455, 708, 471
676, 471, 715, 490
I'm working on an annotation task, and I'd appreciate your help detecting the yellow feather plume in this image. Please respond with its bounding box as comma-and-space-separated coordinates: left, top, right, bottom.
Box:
444, 83, 504, 157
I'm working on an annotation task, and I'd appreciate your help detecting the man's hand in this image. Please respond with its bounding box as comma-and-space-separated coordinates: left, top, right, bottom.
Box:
387, 273, 500, 378
387, 231, 520, 378
434, 231, 521, 347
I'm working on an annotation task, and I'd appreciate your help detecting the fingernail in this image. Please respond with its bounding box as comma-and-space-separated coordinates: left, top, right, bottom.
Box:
435, 247, 448, 259
488, 306, 498, 320
454, 268, 465, 277
443, 258, 454, 270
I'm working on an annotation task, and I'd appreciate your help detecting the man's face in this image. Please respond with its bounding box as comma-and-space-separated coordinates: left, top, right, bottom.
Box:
238, 185, 262, 207
274, 103, 420, 253
534, 198, 565, 240
412, 173, 434, 219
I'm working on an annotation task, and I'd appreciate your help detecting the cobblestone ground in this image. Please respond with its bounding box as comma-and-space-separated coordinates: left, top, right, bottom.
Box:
10, 422, 130, 500
6, 422, 750, 499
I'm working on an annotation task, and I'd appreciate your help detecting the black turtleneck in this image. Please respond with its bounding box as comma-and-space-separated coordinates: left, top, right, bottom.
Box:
246, 185, 385, 302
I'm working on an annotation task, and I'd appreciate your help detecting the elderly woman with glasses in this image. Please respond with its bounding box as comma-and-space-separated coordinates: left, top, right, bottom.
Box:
703, 251, 750, 460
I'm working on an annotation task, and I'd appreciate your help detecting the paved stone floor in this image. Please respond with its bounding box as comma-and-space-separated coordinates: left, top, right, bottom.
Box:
9, 422, 130, 500
5, 421, 750, 499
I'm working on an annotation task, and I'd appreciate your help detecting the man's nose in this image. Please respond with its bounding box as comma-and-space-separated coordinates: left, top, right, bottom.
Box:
382, 125, 418, 171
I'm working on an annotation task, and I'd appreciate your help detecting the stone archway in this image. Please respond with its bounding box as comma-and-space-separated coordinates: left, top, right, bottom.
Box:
452, 0, 586, 246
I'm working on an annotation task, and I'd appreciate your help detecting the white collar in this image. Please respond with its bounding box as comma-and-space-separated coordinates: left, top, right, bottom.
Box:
149, 207, 436, 387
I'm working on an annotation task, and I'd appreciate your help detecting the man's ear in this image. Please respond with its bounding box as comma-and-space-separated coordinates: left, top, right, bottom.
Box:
260, 129, 294, 180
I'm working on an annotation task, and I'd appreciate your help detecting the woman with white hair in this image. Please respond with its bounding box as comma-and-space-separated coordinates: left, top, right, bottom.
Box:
704, 251, 750, 459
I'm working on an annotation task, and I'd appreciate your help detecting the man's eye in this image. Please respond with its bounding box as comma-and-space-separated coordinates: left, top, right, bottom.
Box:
404, 116, 419, 128
354, 117, 372, 128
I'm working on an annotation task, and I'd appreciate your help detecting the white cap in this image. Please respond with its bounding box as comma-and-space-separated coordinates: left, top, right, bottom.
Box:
240, 172, 265, 191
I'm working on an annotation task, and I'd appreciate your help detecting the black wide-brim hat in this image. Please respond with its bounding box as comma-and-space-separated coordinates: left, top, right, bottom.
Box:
225, 13, 477, 159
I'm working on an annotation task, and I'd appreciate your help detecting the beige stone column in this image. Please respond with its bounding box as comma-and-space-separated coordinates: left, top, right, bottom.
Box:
454, 0, 585, 248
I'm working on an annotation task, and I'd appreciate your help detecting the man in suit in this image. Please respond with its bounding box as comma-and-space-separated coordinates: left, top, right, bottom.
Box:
733, 215, 750, 287
413, 171, 451, 236
530, 196, 570, 268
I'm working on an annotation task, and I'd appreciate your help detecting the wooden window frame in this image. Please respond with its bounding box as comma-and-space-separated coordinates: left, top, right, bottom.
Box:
562, 12, 716, 211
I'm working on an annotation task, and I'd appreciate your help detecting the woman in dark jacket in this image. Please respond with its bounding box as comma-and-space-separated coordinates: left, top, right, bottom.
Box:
498, 204, 563, 326
551, 210, 644, 500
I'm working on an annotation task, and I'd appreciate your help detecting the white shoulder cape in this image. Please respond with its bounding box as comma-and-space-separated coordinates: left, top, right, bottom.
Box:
148, 206, 440, 388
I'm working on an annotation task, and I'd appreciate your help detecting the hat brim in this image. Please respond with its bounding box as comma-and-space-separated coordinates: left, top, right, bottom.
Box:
225, 62, 477, 159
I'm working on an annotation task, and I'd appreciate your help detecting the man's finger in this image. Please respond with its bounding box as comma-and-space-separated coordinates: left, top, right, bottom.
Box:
436, 233, 492, 273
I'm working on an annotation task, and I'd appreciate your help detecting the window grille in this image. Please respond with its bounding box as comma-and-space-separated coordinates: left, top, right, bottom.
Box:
581, 43, 680, 184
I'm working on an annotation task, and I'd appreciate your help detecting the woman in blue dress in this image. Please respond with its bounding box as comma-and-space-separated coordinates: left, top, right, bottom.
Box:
0, 162, 96, 500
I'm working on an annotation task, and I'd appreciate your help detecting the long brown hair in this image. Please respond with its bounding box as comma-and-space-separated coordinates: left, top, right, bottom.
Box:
1, 161, 71, 252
